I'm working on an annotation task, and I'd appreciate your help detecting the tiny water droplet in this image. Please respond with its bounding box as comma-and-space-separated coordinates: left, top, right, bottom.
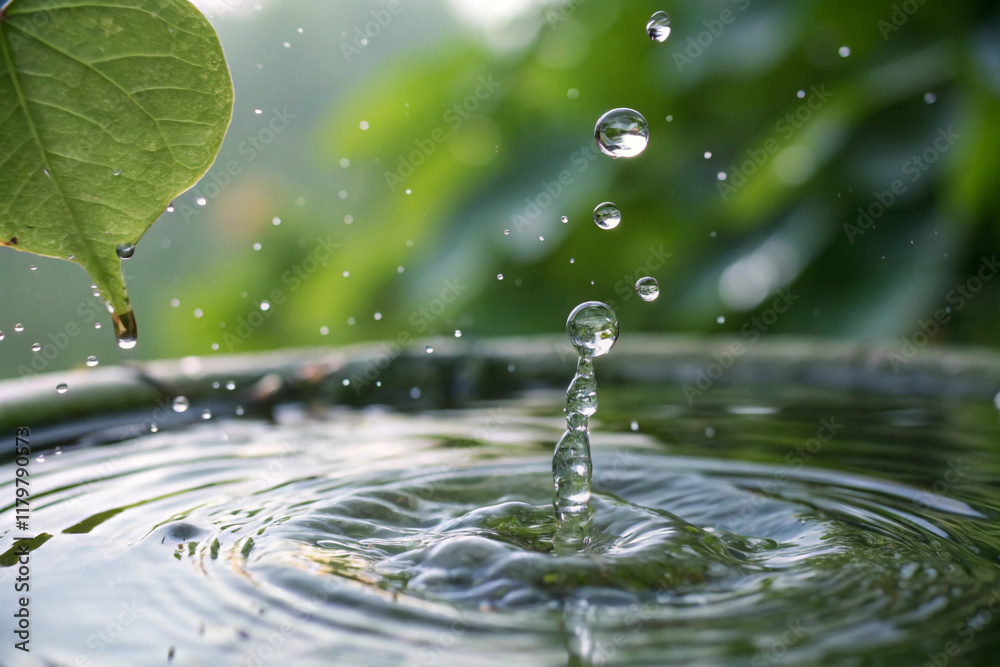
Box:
86, 356, 99, 367
503, 229, 510, 235
150, 424, 159, 433
201, 409, 212, 420
226, 381, 236, 390
342, 379, 350, 386
839, 46, 851, 57
717, 316, 726, 324
166, 204, 175, 213
56, 383, 68, 394
924, 92, 937, 104
29, 265, 36, 271
566, 301, 619, 359
454, 330, 462, 338
31, 343, 41, 352
561, 215, 569, 223
112, 167, 122, 176
593, 202, 621, 230
704, 151, 712, 159
797, 90, 806, 99
116, 244, 135, 259
635, 277, 659, 302
272, 217, 281, 226
235, 406, 245, 416
260, 301, 271, 311
196, 197, 207, 206
425, 345, 434, 354
14, 323, 24, 333
172, 396, 189, 413
646, 11, 671, 42
630, 420, 639, 431
595, 108, 649, 158
497, 274, 504, 280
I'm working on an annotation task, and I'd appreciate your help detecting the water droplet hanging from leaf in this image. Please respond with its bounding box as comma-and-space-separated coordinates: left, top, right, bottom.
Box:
0, 0, 234, 347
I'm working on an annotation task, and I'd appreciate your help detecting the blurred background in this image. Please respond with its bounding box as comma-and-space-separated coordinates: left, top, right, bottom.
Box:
1, 0, 998, 381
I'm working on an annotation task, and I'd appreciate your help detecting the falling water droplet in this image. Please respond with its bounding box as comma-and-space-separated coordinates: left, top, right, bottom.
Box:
56, 383, 68, 394
593, 202, 621, 230
594, 108, 649, 158
86, 356, 99, 367
646, 11, 671, 42
172, 397, 189, 413
116, 244, 135, 260
635, 276, 660, 302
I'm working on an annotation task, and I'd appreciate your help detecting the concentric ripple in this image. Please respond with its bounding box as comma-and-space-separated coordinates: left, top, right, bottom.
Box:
2, 386, 1000, 666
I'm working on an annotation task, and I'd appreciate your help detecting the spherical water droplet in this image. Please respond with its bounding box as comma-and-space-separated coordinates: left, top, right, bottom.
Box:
260, 301, 271, 311
646, 11, 671, 42
0, 332, 4, 341
86, 356, 99, 367
630, 420, 639, 431
201, 409, 212, 420
924, 92, 937, 104
172, 396, 190, 413
252, 243, 262, 251
454, 330, 462, 338
704, 151, 712, 159
29, 265, 36, 271
796, 90, 806, 99
31, 343, 41, 352
359, 120, 370, 130
561, 216, 569, 223
425, 345, 434, 354
593, 202, 621, 230
717, 172, 728, 181
166, 204, 175, 213
838, 46, 851, 58
595, 108, 649, 158
112, 167, 122, 176
226, 381, 236, 390
14, 323, 24, 333
116, 244, 135, 260
497, 274, 504, 280
272, 217, 281, 226
566, 302, 619, 359
503, 229, 510, 235
717, 316, 726, 324
635, 277, 659, 302
196, 197, 207, 206
150, 424, 158, 433
56, 383, 68, 394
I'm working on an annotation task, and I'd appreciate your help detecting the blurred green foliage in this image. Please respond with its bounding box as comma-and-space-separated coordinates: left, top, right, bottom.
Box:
2, 0, 999, 380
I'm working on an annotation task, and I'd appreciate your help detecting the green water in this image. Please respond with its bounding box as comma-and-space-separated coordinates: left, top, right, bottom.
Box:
1, 342, 999, 666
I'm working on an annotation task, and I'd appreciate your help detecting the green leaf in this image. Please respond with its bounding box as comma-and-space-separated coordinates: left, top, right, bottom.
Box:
0, 0, 232, 347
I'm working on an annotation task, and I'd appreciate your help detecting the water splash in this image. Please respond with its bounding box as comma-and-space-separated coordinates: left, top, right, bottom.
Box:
553, 302, 619, 548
